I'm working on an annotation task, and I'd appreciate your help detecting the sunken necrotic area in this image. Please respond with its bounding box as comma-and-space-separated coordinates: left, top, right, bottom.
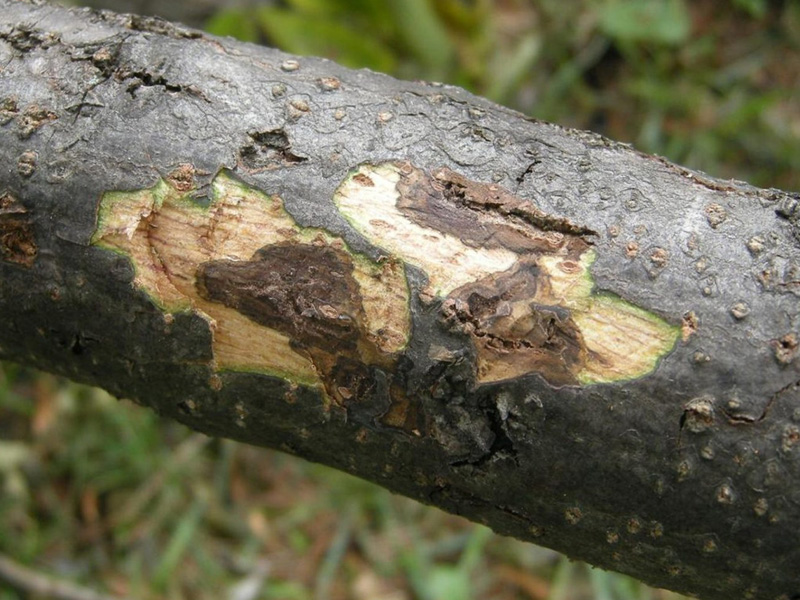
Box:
335, 162, 679, 385
91, 169, 410, 403
92, 162, 678, 403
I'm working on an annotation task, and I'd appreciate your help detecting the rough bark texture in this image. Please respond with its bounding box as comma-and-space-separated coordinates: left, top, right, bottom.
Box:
1, 2, 800, 598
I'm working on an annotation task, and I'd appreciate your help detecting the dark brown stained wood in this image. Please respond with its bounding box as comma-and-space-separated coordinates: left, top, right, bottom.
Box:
198, 243, 366, 352
197, 242, 388, 405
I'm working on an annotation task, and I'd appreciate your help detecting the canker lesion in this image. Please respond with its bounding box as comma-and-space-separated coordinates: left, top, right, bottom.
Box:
91, 160, 678, 403
91, 169, 411, 399
335, 162, 679, 385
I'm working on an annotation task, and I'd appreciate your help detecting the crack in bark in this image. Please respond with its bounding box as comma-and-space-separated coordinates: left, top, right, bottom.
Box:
239, 129, 308, 172
759, 377, 800, 422
0, 24, 60, 52
720, 378, 800, 425
124, 13, 204, 39
496, 504, 539, 527
393, 160, 599, 250
116, 67, 207, 100
434, 167, 597, 240
515, 160, 541, 187
450, 400, 519, 468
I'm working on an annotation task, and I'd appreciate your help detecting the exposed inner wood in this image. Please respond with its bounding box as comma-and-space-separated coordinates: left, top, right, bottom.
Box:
334, 163, 519, 296
92, 162, 678, 394
335, 162, 679, 385
197, 242, 395, 403
91, 171, 411, 393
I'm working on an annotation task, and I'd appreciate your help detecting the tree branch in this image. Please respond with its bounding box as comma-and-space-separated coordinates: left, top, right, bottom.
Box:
1, 2, 799, 598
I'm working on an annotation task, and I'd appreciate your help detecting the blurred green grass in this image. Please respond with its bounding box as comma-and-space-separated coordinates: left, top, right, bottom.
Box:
4, 0, 799, 598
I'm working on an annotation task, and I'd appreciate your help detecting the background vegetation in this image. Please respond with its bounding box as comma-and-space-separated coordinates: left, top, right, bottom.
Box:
3, 0, 799, 598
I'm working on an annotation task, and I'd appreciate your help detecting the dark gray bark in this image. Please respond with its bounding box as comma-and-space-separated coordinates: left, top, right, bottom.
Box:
1, 2, 799, 598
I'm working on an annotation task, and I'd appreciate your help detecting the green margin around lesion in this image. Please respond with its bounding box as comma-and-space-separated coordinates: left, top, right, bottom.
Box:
91, 163, 679, 390
575, 292, 680, 385
90, 170, 412, 388
541, 250, 680, 385
334, 163, 681, 386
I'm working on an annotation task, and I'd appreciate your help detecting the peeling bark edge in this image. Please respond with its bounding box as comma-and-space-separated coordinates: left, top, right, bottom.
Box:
1, 2, 800, 599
